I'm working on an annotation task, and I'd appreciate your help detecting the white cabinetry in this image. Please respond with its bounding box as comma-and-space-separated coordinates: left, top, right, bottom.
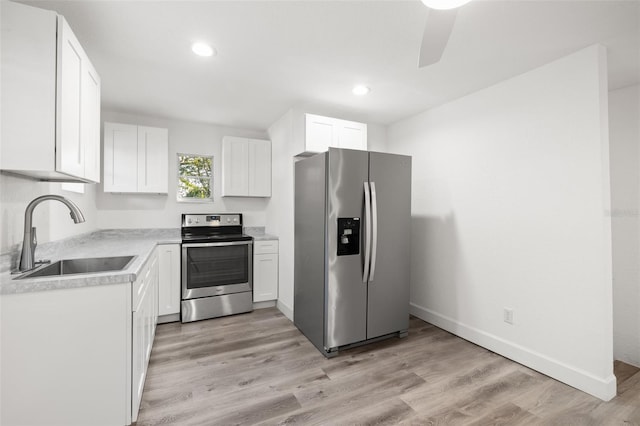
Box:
132, 249, 159, 422
303, 113, 367, 155
253, 240, 279, 302
157, 244, 181, 319
0, 248, 162, 426
104, 122, 169, 193
1, 285, 131, 426
222, 136, 272, 197
0, 1, 101, 183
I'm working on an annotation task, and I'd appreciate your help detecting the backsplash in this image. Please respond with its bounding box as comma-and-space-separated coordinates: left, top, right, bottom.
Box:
0, 173, 99, 255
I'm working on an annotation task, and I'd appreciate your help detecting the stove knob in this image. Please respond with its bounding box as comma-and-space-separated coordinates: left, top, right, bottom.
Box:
195, 218, 200, 224
233, 218, 238, 223
227, 218, 231, 223
187, 218, 192, 224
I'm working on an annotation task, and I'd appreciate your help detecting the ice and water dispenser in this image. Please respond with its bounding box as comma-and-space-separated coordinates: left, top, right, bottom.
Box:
337, 217, 360, 256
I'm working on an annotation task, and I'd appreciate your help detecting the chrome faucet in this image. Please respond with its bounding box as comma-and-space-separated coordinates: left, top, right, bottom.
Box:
19, 195, 85, 272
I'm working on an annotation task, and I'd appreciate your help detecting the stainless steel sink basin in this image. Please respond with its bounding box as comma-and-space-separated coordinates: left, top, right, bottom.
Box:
17, 255, 136, 279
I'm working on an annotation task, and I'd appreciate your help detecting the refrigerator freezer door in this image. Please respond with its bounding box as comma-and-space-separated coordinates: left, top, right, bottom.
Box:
326, 148, 369, 349
294, 153, 328, 353
367, 152, 412, 339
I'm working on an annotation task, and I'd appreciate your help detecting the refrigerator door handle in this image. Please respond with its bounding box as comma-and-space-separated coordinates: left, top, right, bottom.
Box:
369, 181, 378, 282
363, 181, 372, 283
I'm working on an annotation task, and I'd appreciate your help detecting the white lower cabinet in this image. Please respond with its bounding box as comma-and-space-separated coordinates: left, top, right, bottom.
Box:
0, 248, 160, 426
132, 248, 159, 422
253, 240, 279, 302
157, 244, 181, 318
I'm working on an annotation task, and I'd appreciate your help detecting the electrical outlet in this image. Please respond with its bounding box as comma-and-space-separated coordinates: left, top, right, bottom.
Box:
504, 308, 514, 325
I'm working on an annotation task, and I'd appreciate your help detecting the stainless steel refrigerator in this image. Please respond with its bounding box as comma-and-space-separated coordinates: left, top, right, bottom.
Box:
294, 147, 412, 357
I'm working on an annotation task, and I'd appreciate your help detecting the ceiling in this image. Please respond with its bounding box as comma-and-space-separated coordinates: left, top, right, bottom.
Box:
20, 0, 640, 131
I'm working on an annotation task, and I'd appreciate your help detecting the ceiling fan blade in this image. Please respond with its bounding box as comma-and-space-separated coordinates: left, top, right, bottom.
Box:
418, 8, 458, 68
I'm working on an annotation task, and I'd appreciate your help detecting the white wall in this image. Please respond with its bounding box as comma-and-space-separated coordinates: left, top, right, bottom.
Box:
97, 111, 269, 229
0, 174, 98, 256
388, 45, 614, 400
266, 106, 387, 319
609, 84, 640, 367
265, 110, 296, 319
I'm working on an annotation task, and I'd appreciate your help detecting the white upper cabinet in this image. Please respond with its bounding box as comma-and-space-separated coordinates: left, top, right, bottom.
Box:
222, 136, 271, 197
82, 61, 102, 183
248, 139, 272, 197
0, 1, 101, 182
104, 122, 169, 193
137, 126, 169, 193
222, 136, 250, 196
302, 113, 367, 156
104, 123, 138, 192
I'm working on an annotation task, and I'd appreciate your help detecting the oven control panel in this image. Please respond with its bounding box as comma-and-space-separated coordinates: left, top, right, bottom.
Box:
182, 213, 242, 227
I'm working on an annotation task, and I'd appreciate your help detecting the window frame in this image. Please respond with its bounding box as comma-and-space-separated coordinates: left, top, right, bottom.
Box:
176, 153, 214, 203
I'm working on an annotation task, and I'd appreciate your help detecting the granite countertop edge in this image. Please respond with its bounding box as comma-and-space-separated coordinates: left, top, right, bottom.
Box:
1, 229, 182, 295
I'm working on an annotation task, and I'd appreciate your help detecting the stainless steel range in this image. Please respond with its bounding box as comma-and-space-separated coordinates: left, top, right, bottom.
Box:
181, 213, 253, 323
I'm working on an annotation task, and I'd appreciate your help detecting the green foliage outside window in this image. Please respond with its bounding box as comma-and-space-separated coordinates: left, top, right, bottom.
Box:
178, 154, 213, 201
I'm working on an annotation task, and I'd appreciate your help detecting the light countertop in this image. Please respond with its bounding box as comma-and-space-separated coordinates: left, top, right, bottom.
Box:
1, 229, 181, 295
244, 227, 278, 241
1, 227, 278, 295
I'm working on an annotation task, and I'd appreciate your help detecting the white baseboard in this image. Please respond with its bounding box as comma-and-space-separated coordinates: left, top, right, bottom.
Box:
253, 300, 276, 310
410, 302, 617, 401
277, 300, 293, 321
157, 313, 180, 324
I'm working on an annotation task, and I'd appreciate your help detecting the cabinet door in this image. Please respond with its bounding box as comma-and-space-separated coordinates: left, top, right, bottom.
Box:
248, 139, 272, 197
158, 245, 180, 316
253, 253, 278, 302
81, 59, 101, 183
222, 136, 249, 196
56, 17, 85, 179
305, 114, 335, 153
146, 255, 158, 357
137, 126, 168, 193
131, 277, 147, 421
337, 119, 367, 151
104, 122, 138, 192
0, 1, 57, 174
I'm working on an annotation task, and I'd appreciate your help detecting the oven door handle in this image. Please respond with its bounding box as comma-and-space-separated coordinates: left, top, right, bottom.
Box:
182, 241, 253, 248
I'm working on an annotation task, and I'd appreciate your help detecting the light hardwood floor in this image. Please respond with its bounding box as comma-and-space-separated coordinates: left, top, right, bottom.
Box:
137, 307, 640, 425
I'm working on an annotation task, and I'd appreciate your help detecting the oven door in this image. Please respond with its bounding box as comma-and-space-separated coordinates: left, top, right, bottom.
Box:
181, 241, 253, 300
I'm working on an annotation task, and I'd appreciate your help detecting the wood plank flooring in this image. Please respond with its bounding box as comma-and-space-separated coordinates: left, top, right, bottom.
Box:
136, 308, 640, 425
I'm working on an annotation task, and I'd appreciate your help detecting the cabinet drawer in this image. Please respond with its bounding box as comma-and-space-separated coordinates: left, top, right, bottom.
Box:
254, 240, 278, 255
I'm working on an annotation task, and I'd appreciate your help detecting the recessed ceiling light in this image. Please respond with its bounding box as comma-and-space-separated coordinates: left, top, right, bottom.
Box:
191, 42, 215, 57
420, 0, 473, 10
352, 85, 370, 96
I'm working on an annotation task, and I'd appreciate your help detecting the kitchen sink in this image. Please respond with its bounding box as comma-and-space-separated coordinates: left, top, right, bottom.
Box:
17, 255, 136, 279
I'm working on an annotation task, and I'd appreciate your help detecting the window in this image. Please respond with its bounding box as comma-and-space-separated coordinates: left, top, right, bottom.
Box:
177, 154, 213, 202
